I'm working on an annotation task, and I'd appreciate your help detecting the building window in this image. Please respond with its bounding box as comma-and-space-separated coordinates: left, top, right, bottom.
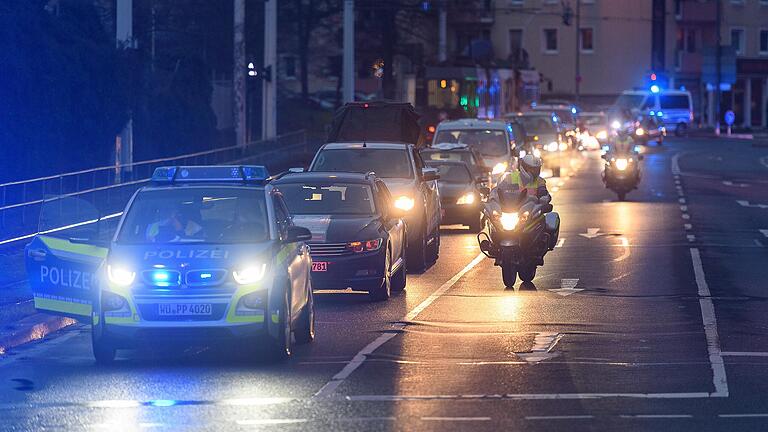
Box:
731, 28, 745, 55
543, 28, 558, 53
760, 30, 768, 55
580, 28, 594, 52
509, 29, 523, 58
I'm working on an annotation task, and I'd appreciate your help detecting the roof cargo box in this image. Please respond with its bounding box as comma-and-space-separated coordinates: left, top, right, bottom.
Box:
327, 101, 424, 146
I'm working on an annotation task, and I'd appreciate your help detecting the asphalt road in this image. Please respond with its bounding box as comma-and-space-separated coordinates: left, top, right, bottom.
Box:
1, 137, 767, 431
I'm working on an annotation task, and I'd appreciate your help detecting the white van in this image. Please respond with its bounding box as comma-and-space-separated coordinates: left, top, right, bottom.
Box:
614, 90, 693, 136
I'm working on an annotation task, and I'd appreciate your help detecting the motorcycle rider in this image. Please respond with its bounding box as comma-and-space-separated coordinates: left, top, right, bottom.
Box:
486, 155, 560, 253
603, 126, 641, 183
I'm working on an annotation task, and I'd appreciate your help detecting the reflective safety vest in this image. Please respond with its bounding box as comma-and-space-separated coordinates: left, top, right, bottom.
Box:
502, 171, 540, 191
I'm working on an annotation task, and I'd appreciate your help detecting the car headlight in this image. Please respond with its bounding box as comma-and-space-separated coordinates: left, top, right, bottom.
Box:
615, 158, 629, 171
347, 238, 382, 253
596, 130, 608, 140
456, 193, 476, 205
519, 150, 526, 158
491, 162, 508, 175
611, 120, 622, 129
635, 127, 645, 136
232, 263, 267, 285
533, 148, 542, 158
107, 265, 136, 287
546, 142, 558, 152
558, 142, 568, 151
394, 195, 415, 211
499, 212, 519, 231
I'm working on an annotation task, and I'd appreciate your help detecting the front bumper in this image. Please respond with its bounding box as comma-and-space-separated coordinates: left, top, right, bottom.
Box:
310, 249, 386, 291
103, 321, 267, 347
441, 202, 481, 225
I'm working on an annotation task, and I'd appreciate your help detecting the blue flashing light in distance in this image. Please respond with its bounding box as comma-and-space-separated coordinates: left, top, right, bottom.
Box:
649, 110, 656, 116
570, 107, 577, 114
650, 85, 660, 93
656, 111, 664, 117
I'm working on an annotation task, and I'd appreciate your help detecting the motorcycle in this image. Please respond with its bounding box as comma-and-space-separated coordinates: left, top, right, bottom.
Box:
477, 187, 560, 288
602, 151, 642, 201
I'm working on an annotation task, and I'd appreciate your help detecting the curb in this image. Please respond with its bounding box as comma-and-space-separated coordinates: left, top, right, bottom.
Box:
0, 313, 77, 355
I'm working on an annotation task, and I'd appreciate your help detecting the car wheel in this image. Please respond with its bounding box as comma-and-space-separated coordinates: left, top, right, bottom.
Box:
267, 290, 292, 361
370, 249, 392, 301
92, 322, 116, 365
294, 281, 315, 345
427, 229, 440, 263
406, 223, 428, 272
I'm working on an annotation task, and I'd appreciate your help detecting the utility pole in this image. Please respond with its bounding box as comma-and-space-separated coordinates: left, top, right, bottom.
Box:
574, 0, 581, 104
116, 0, 133, 179
343, 0, 355, 104
263, 0, 277, 140
233, 0, 246, 147
438, 2, 447, 63
715, 0, 722, 134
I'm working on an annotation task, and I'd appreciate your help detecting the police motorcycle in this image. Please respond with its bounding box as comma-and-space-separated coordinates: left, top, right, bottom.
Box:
602, 126, 644, 201
477, 177, 560, 288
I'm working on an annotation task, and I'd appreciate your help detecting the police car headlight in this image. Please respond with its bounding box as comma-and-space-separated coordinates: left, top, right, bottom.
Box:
596, 130, 608, 140
394, 196, 415, 212
107, 265, 135, 287
456, 193, 476, 205
499, 212, 519, 231
233, 263, 267, 285
491, 162, 508, 175
635, 127, 645, 136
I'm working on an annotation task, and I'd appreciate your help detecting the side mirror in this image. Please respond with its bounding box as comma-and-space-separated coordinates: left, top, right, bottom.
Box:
284, 226, 312, 243
422, 167, 440, 182
479, 186, 491, 197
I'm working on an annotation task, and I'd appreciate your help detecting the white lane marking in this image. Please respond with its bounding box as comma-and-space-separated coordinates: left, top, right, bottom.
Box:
555, 238, 566, 248
682, 213, 691, 220
690, 248, 729, 397
678, 190, 685, 197
345, 392, 719, 401
526, 415, 594, 420
755, 239, 765, 247
548, 279, 583, 297
620, 414, 692, 419
737, 200, 768, 209
679, 198, 687, 204
760, 156, 768, 170
612, 237, 631, 262
722, 180, 749, 188
422, 417, 491, 422
680, 205, 688, 212
720, 413, 768, 418
314, 253, 486, 397
236, 419, 308, 425
759, 229, 768, 238
684, 224, 693, 230
687, 235, 696, 242
579, 228, 604, 239
517, 332, 562, 363
721, 351, 768, 357
672, 153, 682, 175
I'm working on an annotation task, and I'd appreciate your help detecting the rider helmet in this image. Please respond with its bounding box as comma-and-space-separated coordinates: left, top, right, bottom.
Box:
519, 154, 542, 184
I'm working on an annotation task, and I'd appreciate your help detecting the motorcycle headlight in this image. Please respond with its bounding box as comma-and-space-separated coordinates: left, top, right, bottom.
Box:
596, 130, 608, 140
546, 142, 558, 152
456, 193, 476, 205
232, 263, 267, 285
394, 195, 415, 211
615, 158, 629, 171
635, 127, 645, 136
499, 212, 519, 231
533, 148, 542, 158
107, 264, 135, 287
558, 142, 568, 151
491, 162, 508, 175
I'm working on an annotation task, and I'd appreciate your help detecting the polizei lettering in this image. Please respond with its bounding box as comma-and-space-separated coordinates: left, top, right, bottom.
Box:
143, 249, 230, 260
40, 266, 93, 290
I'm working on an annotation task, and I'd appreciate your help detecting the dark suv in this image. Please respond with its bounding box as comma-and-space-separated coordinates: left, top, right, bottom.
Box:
309, 142, 441, 270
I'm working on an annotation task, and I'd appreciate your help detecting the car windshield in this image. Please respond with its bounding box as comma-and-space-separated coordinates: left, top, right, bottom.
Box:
433, 129, 508, 157
117, 188, 268, 244
614, 94, 646, 110
312, 148, 413, 179
516, 116, 556, 134
660, 95, 690, 109
278, 182, 376, 215
429, 164, 472, 184
553, 110, 573, 123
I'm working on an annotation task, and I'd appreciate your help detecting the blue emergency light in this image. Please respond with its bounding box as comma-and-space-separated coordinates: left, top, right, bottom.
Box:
151, 165, 270, 184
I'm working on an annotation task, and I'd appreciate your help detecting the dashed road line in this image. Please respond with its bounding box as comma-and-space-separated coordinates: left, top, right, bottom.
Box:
422, 417, 491, 422
526, 415, 594, 420
620, 414, 692, 419
719, 413, 768, 418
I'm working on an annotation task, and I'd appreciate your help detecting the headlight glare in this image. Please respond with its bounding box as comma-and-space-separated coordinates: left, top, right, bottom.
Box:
533, 148, 542, 158
615, 158, 629, 171
546, 142, 558, 152
558, 142, 568, 151
635, 127, 645, 136
394, 196, 415, 211
456, 193, 476, 205
596, 130, 608, 140
233, 263, 267, 285
107, 265, 135, 287
491, 162, 508, 175
499, 212, 519, 231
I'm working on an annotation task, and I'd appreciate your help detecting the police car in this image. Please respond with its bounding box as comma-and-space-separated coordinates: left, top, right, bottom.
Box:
26, 166, 315, 363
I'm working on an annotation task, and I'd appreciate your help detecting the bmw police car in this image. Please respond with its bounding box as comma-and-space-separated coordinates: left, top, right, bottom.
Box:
25, 166, 315, 363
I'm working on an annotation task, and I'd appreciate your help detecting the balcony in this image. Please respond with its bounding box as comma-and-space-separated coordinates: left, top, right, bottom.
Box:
676, 0, 717, 23
448, 0, 494, 26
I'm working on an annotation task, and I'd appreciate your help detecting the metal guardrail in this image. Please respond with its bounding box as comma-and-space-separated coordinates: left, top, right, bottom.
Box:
0, 130, 312, 242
